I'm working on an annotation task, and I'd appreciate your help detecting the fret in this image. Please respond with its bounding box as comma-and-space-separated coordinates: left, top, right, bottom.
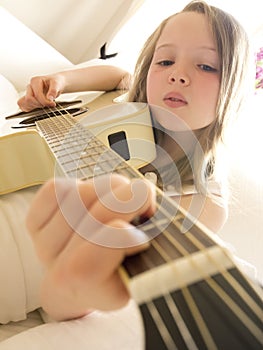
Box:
57, 154, 82, 166
53, 139, 86, 152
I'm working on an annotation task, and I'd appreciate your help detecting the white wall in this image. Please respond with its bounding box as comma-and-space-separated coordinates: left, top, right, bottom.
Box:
0, 0, 144, 64
0, 7, 72, 91
0, 0, 262, 67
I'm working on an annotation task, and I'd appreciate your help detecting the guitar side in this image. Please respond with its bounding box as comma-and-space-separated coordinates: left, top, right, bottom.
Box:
0, 129, 55, 195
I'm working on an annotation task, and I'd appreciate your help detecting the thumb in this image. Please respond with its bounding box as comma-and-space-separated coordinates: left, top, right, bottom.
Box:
46, 80, 61, 101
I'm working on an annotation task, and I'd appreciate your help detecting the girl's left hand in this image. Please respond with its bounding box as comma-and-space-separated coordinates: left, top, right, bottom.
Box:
26, 174, 156, 321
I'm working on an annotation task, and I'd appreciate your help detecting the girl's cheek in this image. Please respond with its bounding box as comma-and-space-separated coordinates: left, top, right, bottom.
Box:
146, 74, 152, 102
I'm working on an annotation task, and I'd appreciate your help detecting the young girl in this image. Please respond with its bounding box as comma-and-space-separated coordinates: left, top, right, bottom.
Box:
18, 0, 250, 321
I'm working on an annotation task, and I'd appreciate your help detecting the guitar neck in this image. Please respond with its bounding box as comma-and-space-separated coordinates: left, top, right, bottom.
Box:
36, 109, 263, 350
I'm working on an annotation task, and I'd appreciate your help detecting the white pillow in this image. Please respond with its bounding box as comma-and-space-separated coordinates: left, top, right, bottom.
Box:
0, 300, 143, 349
0, 187, 43, 324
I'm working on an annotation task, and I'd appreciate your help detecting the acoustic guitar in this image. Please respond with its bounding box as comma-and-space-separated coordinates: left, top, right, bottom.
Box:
0, 92, 262, 349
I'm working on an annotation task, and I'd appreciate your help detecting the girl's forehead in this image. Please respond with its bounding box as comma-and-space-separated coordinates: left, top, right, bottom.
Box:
158, 12, 215, 48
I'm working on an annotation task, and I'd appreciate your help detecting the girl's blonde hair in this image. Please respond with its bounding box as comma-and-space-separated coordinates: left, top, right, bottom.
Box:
128, 0, 250, 193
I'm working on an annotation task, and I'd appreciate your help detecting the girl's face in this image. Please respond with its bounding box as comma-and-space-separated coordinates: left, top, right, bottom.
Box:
146, 12, 220, 131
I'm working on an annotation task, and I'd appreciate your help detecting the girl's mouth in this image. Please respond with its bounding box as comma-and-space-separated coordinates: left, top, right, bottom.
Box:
163, 92, 187, 108
164, 96, 187, 108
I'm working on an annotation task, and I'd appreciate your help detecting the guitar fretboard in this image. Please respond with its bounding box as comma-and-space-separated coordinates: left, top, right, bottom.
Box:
36, 110, 263, 350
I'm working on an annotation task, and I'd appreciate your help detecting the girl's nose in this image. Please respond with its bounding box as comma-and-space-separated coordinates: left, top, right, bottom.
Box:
168, 69, 190, 86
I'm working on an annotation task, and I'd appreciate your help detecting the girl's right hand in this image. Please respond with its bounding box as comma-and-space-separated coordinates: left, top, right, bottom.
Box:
17, 74, 66, 112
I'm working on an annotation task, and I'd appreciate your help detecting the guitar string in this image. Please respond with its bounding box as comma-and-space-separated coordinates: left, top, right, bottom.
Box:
186, 231, 263, 320
142, 212, 201, 350
41, 104, 133, 181
38, 105, 135, 190
147, 239, 259, 349
39, 103, 84, 166
164, 292, 199, 350
139, 222, 200, 349
150, 239, 218, 350
145, 300, 178, 350
48, 103, 115, 178
130, 178, 263, 346
170, 217, 263, 320
152, 206, 263, 344
36, 105, 262, 348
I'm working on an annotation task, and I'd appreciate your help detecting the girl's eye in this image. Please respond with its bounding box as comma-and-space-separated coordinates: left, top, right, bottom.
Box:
157, 60, 174, 66
199, 64, 217, 72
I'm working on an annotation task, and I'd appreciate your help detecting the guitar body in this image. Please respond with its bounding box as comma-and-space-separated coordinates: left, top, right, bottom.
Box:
0, 92, 156, 195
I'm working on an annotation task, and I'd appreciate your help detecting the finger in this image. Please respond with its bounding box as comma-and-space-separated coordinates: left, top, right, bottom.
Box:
25, 178, 98, 263
51, 174, 132, 236
58, 220, 147, 311
26, 175, 131, 262
26, 179, 74, 263
84, 218, 151, 249
46, 79, 62, 101
89, 177, 156, 224
27, 175, 130, 234
44, 237, 129, 314
17, 85, 43, 111
26, 179, 69, 234
30, 77, 56, 107
74, 177, 156, 246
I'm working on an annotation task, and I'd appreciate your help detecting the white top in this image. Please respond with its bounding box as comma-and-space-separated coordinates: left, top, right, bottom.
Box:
144, 172, 227, 207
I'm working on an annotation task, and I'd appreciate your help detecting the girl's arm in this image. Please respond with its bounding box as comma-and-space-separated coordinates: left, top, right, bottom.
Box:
17, 65, 130, 112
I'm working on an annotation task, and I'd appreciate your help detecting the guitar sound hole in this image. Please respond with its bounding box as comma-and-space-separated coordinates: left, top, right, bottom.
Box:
108, 131, 130, 161
11, 107, 88, 128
